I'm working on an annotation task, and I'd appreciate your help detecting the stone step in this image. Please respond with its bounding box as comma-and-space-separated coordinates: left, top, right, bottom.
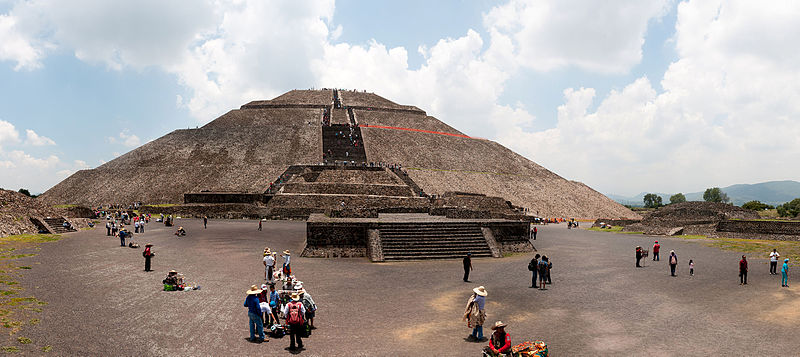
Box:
383, 245, 491, 252
383, 253, 493, 260
381, 236, 486, 242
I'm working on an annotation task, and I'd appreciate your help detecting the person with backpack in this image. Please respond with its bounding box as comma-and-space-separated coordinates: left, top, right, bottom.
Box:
283, 292, 306, 351
528, 254, 540, 288
538, 257, 549, 290
669, 250, 678, 276
652, 241, 660, 261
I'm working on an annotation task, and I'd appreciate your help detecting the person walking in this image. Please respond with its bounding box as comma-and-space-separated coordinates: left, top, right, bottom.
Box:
528, 254, 540, 288
669, 250, 678, 276
769, 249, 780, 275
636, 246, 643, 267
244, 285, 265, 343
106, 221, 111, 236
739, 255, 748, 285
531, 226, 537, 240
203, 216, 208, 229
258, 220, 262, 231
545, 256, 552, 284
283, 292, 306, 351
463, 286, 487, 341
463, 253, 473, 282
781, 258, 789, 287
652, 241, 660, 261
689, 259, 694, 276
142, 243, 154, 272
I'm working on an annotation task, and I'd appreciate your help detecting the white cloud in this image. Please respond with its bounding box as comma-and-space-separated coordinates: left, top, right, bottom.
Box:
0, 120, 20, 146
6, 150, 59, 168
24, 129, 55, 146
497, 0, 800, 195
107, 130, 141, 148
0, 13, 42, 70
484, 0, 670, 73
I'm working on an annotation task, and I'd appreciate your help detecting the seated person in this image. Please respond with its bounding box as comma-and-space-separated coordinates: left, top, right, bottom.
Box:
175, 227, 186, 236
483, 321, 511, 356
162, 270, 184, 290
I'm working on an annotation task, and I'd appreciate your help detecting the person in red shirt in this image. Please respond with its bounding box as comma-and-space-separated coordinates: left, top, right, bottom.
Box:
739, 255, 748, 285
484, 321, 511, 356
652, 241, 660, 261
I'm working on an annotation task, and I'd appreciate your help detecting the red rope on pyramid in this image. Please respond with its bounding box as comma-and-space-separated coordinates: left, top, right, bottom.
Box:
358, 123, 483, 140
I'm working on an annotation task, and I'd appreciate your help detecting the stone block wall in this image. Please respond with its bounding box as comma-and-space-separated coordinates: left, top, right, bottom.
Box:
281, 183, 413, 197
717, 220, 800, 236
592, 218, 642, 227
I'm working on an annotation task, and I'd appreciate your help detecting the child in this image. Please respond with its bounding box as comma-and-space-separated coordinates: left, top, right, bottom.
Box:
689, 260, 694, 276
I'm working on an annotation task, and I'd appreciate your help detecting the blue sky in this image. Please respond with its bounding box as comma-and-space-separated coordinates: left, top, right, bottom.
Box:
0, 0, 798, 197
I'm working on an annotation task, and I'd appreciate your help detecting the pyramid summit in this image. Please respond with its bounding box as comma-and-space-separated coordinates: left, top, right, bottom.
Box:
41, 88, 636, 219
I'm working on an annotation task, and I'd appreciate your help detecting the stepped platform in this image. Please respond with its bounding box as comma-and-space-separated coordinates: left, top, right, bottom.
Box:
42, 217, 76, 234
303, 213, 532, 261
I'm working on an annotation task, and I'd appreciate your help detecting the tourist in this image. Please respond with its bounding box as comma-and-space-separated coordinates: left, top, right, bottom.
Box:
175, 226, 186, 237
528, 254, 540, 288
463, 252, 473, 282
463, 286, 487, 341
203, 216, 208, 229
244, 285, 266, 343
531, 226, 537, 240
782, 258, 789, 287
143, 243, 154, 272
269, 284, 280, 325
119, 228, 127, 247
769, 249, 780, 275
134, 220, 140, 233
282, 250, 291, 276
283, 292, 306, 350
258, 220, 262, 231
635, 246, 643, 267
263, 249, 275, 283
139, 220, 145, 233
669, 250, 678, 276
689, 259, 694, 276
299, 286, 317, 329
652, 241, 660, 261
739, 255, 748, 285
106, 221, 111, 236
538, 257, 549, 289
545, 256, 552, 284
483, 321, 511, 356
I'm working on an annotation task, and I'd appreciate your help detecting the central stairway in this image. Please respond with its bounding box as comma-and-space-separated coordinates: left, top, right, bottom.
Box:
43, 217, 76, 233
378, 222, 493, 260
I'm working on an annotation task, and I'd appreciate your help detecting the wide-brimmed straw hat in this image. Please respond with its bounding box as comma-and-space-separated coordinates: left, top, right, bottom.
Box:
473, 286, 487, 296
290, 292, 301, 301
283, 250, 291, 255
145, 243, 153, 247
247, 285, 262, 295
491, 321, 507, 330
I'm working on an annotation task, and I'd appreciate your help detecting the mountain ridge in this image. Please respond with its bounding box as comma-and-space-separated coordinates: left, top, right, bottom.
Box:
609, 180, 800, 206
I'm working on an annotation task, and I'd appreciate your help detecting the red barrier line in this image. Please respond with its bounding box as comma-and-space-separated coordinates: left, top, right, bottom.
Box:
359, 124, 483, 140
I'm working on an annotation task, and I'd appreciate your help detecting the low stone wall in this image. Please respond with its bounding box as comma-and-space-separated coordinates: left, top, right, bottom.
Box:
326, 208, 379, 218
281, 183, 413, 197
304, 222, 369, 257
184, 192, 267, 204
592, 218, 641, 227
717, 220, 800, 236
487, 222, 529, 244
268, 194, 429, 209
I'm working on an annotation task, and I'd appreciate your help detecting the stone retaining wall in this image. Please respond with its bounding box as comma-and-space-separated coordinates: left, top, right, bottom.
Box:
592, 218, 641, 227
139, 204, 267, 219
184, 192, 268, 204
717, 220, 800, 236
281, 183, 413, 197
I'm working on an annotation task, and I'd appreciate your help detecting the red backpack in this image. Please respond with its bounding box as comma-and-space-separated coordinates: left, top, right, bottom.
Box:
286, 301, 304, 325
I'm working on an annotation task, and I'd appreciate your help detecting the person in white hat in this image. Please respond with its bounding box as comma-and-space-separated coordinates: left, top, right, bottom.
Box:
263, 249, 275, 283
282, 291, 306, 350
282, 250, 292, 276
463, 286, 487, 341
243, 285, 265, 343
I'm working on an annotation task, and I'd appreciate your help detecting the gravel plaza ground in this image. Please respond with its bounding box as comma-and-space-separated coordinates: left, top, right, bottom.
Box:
14, 218, 800, 356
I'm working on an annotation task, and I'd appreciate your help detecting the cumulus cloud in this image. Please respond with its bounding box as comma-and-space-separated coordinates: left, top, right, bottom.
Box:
484, 0, 669, 73
107, 130, 141, 148
0, 120, 20, 146
0, 13, 43, 70
497, 0, 800, 195
24, 129, 55, 146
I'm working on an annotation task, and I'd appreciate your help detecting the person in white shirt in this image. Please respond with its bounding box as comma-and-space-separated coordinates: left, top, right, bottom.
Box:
769, 249, 780, 275
263, 249, 275, 282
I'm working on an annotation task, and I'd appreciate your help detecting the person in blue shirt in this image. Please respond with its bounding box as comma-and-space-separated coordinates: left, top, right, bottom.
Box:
244, 285, 265, 343
782, 258, 790, 287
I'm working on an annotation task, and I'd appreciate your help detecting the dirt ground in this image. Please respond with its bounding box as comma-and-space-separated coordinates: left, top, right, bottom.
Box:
11, 219, 800, 356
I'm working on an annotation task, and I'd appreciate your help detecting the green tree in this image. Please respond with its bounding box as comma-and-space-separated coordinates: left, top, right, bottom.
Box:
669, 193, 686, 204
18, 188, 31, 197
643, 193, 663, 208
776, 198, 800, 217
703, 187, 729, 203
741, 200, 774, 211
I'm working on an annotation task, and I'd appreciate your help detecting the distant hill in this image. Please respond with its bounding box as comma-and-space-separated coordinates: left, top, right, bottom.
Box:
610, 180, 800, 207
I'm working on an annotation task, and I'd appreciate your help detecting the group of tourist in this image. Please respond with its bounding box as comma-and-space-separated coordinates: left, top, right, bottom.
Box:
635, 241, 790, 286
244, 247, 317, 351
528, 254, 552, 290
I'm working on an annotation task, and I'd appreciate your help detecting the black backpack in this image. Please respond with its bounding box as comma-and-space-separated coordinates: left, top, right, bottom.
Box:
528, 259, 537, 271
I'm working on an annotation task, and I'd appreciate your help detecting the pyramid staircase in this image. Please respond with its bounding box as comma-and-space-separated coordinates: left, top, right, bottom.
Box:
378, 222, 493, 260
322, 124, 367, 163
42, 217, 76, 234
